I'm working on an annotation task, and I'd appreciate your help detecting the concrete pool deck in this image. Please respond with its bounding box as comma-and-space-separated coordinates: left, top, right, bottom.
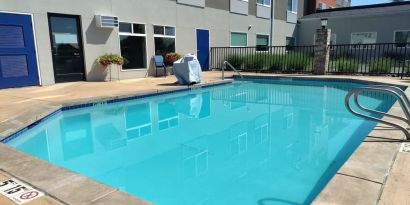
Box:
0, 71, 409, 204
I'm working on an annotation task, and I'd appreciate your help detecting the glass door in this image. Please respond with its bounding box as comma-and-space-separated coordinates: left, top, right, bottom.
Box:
48, 14, 85, 83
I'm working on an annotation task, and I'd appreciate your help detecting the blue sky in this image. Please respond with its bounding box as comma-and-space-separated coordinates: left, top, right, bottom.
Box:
352, 0, 405, 6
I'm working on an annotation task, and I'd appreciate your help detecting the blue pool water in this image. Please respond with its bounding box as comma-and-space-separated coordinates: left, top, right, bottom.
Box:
6, 79, 396, 205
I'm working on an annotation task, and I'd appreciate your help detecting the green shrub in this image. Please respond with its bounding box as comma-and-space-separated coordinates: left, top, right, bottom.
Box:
405, 60, 410, 74
368, 57, 398, 73
226, 54, 244, 69
243, 54, 270, 70
282, 53, 313, 71
97, 53, 124, 67
331, 52, 353, 60
331, 58, 359, 72
242, 59, 257, 70
266, 54, 284, 71
241, 54, 270, 70
225, 52, 313, 72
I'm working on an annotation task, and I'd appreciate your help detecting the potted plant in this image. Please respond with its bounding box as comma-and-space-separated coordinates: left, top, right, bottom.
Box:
165, 52, 182, 65
97, 53, 124, 81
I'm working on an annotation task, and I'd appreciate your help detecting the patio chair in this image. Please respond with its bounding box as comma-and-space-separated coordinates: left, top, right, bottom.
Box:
154, 55, 167, 77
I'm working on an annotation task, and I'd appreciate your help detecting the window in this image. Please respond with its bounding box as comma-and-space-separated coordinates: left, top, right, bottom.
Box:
351, 32, 377, 49
119, 22, 147, 69
132, 24, 145, 34
318, 2, 327, 10
230, 32, 247, 47
286, 37, 295, 46
119, 22, 132, 33
154, 25, 175, 37
394, 30, 410, 48
153, 25, 176, 57
288, 0, 298, 12
153, 25, 164, 35
256, 34, 269, 51
256, 0, 271, 7
125, 103, 152, 139
158, 102, 179, 130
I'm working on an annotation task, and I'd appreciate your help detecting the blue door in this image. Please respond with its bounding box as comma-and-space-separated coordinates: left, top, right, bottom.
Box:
0, 13, 39, 89
196, 29, 210, 71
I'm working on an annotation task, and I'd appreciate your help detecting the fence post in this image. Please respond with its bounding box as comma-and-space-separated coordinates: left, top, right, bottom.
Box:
401, 45, 408, 79
313, 28, 331, 75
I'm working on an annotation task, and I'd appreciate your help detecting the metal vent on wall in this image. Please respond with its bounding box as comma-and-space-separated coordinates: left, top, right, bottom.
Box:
0, 25, 25, 48
95, 15, 119, 28
0, 55, 29, 78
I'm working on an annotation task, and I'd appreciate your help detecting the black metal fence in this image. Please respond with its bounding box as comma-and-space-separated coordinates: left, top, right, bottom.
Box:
210, 43, 410, 76
328, 43, 409, 76
210, 46, 316, 73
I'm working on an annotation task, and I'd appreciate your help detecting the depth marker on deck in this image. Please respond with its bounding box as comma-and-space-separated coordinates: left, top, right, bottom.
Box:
400, 143, 410, 153
0, 178, 44, 204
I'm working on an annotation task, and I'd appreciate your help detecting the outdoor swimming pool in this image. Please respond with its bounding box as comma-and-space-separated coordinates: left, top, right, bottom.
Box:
5, 79, 396, 205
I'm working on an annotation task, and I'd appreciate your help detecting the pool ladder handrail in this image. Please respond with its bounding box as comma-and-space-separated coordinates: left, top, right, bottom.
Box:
345, 85, 410, 140
222, 61, 244, 80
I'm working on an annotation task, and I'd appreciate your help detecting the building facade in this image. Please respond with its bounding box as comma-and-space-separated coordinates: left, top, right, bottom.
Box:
0, 0, 304, 89
336, 0, 351, 8
297, 2, 410, 46
306, 0, 337, 14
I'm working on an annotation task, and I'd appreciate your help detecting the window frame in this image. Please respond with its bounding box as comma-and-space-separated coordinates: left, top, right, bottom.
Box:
230, 31, 248, 47
153, 24, 177, 57
123, 102, 152, 140
256, 0, 271, 7
393, 30, 410, 48
350, 32, 377, 49
287, 0, 298, 13
153, 24, 176, 38
318, 2, 327, 10
286, 36, 296, 47
118, 21, 148, 71
256, 33, 270, 52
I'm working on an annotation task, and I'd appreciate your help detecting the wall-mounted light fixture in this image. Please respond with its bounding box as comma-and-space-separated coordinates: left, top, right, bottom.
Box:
320, 18, 328, 28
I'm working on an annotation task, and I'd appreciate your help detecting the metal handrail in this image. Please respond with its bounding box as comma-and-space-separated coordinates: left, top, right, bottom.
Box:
222, 61, 243, 80
345, 86, 410, 140
353, 93, 410, 126
354, 86, 410, 122
364, 85, 410, 109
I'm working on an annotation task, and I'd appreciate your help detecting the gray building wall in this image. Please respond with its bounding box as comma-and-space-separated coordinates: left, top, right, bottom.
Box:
272, 0, 305, 45
0, 0, 302, 86
257, 5, 271, 19
230, 0, 249, 15
297, 12, 410, 46
177, 0, 205, 7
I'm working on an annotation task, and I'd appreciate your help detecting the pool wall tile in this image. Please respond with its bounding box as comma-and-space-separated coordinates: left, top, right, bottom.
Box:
234, 75, 407, 89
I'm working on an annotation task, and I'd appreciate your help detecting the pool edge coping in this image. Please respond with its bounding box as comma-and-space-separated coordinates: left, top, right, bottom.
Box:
0, 75, 407, 205
0, 79, 233, 205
